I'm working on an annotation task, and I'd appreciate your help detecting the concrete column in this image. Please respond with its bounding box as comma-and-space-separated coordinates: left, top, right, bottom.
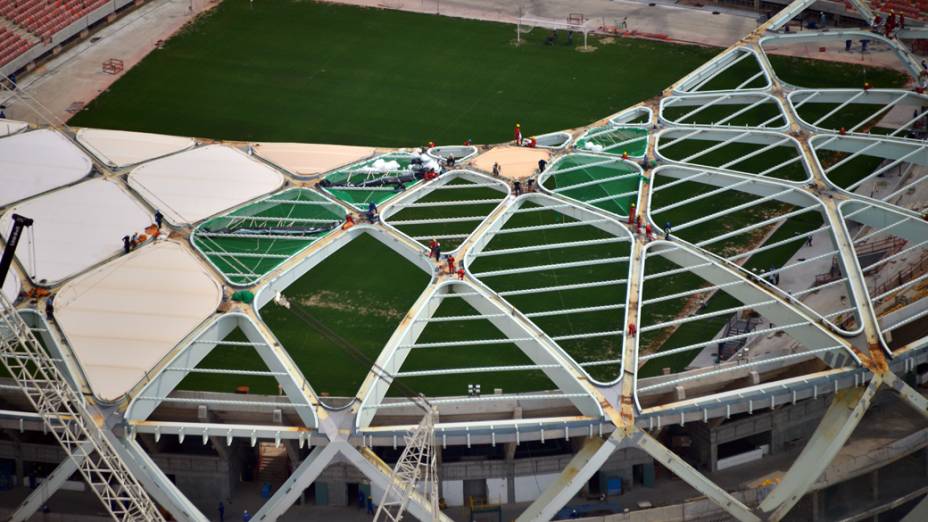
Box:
504, 443, 516, 505
9, 433, 23, 488
871, 469, 879, 501
811, 490, 822, 522
708, 431, 718, 472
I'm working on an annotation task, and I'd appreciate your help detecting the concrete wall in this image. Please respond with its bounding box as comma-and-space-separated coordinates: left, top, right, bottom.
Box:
441, 480, 464, 506
513, 472, 559, 503
487, 477, 508, 504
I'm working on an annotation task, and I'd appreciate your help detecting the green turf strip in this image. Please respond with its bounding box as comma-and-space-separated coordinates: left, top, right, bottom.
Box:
178, 329, 279, 395
817, 150, 886, 190
471, 209, 628, 381
192, 188, 344, 285
387, 182, 505, 250
259, 233, 430, 398
574, 126, 649, 157
767, 55, 908, 89
694, 53, 768, 92
657, 138, 808, 182
662, 102, 785, 128
396, 298, 560, 396
637, 210, 827, 377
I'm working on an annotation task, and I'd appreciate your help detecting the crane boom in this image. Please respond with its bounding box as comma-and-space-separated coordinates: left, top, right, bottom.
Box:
0, 214, 33, 289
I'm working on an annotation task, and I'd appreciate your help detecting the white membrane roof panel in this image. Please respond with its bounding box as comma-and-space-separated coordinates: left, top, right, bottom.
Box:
127, 144, 285, 226
76, 128, 196, 168
0, 129, 92, 207
1, 271, 19, 304
1, 179, 153, 285
254, 142, 376, 176
54, 240, 222, 401
0, 118, 28, 137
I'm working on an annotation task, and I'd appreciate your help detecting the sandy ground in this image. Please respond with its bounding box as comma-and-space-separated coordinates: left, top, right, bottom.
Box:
471, 145, 550, 179
254, 142, 377, 177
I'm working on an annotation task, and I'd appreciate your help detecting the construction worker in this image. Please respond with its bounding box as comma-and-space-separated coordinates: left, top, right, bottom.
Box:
122, 235, 131, 254
514, 123, 522, 145
492, 162, 501, 177
622, 151, 629, 160
429, 239, 440, 260
427, 140, 436, 149
446, 154, 456, 167
432, 240, 442, 262
628, 203, 637, 225
527, 136, 537, 148
645, 223, 654, 241
242, 510, 252, 522
635, 214, 642, 235
45, 296, 54, 321
513, 180, 522, 196
154, 210, 164, 228
366, 202, 378, 223
663, 221, 672, 240
627, 323, 636, 336
538, 159, 547, 173
464, 138, 472, 146
447, 254, 456, 274
527, 179, 535, 192
457, 267, 465, 280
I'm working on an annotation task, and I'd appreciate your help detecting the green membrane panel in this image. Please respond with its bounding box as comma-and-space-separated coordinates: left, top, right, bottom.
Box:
322, 152, 420, 208
192, 188, 345, 286
574, 125, 648, 157
542, 154, 643, 217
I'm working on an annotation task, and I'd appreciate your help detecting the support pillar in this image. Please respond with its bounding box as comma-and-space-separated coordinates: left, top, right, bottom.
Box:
811, 490, 822, 522
516, 434, 622, 522
759, 379, 880, 521
9, 441, 93, 522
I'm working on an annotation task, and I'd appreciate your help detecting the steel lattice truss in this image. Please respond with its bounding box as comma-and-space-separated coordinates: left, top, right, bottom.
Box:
2, 0, 928, 521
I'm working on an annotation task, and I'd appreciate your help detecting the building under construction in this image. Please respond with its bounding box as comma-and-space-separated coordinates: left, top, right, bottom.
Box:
1, 0, 928, 521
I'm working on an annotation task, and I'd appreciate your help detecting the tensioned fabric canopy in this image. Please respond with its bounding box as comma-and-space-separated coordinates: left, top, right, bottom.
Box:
54, 240, 222, 401
0, 129, 92, 207
0, 178, 153, 285
128, 144, 285, 226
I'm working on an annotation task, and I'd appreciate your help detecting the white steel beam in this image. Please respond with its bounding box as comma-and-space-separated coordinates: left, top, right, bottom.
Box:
252, 443, 340, 521
633, 430, 760, 522
515, 434, 627, 522
9, 441, 94, 522
758, 378, 881, 520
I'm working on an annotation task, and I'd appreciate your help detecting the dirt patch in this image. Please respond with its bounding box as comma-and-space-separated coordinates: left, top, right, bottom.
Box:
297, 290, 406, 321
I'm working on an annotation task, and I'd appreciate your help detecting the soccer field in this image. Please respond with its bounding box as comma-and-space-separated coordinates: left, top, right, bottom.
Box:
67, 0, 906, 147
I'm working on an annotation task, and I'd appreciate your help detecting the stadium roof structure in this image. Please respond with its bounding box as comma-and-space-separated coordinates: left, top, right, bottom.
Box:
0, 178, 153, 285
1, 1, 928, 520
75, 128, 196, 168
